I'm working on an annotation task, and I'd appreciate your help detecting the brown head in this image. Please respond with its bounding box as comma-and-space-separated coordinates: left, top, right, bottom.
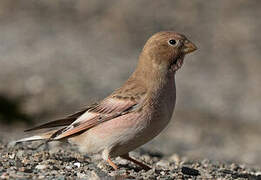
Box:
137, 31, 197, 75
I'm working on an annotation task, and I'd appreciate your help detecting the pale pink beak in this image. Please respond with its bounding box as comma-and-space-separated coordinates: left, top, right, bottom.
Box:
183, 40, 197, 54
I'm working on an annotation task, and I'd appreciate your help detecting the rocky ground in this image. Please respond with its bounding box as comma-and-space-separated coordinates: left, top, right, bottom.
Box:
0, 141, 260, 180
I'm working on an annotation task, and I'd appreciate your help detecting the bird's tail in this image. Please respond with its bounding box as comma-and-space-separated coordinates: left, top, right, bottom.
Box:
14, 129, 59, 144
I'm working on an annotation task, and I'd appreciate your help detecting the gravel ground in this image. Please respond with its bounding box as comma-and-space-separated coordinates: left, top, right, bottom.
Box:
0, 141, 260, 180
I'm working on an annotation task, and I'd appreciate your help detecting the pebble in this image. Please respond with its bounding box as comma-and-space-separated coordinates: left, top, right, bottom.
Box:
181, 166, 200, 176
38, 175, 45, 179
77, 172, 88, 179
255, 172, 261, 176
73, 162, 81, 168
52, 166, 60, 170
116, 158, 128, 165
35, 164, 47, 170
65, 165, 72, 170
0, 173, 9, 179
97, 161, 108, 170
77, 171, 101, 179
142, 154, 151, 163
8, 154, 15, 159
16, 150, 24, 159
156, 160, 170, 168
169, 153, 180, 164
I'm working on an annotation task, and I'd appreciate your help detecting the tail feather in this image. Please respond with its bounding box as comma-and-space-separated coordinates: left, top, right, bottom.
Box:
15, 135, 45, 143
14, 129, 59, 144
14, 105, 95, 144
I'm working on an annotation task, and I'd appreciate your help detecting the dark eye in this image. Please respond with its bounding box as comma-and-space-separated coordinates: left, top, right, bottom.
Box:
168, 39, 177, 46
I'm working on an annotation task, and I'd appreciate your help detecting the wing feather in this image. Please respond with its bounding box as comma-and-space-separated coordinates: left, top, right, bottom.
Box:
24, 104, 97, 132
52, 98, 138, 140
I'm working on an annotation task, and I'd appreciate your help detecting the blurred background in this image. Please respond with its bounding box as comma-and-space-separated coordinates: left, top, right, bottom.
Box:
0, 0, 260, 167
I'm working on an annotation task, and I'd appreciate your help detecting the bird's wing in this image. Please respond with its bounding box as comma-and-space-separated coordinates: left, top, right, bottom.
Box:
52, 97, 140, 140
24, 104, 98, 132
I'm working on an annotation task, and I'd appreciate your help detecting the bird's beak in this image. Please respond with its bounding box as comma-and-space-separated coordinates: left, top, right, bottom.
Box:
182, 40, 197, 54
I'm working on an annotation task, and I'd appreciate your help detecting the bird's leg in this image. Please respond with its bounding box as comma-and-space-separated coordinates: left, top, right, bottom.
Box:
102, 149, 118, 170
107, 157, 118, 170
120, 154, 151, 171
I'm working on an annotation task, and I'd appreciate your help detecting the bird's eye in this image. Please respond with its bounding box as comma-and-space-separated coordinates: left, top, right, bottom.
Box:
168, 39, 178, 46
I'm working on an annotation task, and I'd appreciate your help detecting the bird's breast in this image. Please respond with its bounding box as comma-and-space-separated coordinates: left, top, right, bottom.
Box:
140, 75, 176, 140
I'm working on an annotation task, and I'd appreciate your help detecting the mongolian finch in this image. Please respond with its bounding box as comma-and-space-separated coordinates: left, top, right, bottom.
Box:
16, 31, 197, 170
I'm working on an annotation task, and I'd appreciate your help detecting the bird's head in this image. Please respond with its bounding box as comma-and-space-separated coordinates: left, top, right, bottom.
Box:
139, 31, 197, 74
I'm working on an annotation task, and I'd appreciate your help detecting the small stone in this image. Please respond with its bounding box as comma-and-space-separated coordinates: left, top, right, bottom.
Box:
8, 153, 15, 159
77, 172, 88, 179
0, 172, 9, 179
65, 166, 72, 170
52, 166, 60, 170
15, 159, 23, 168
50, 170, 59, 175
56, 176, 66, 180
24, 168, 33, 173
230, 163, 239, 171
156, 160, 170, 168
255, 172, 261, 176
142, 155, 151, 163
169, 154, 180, 164
35, 164, 47, 170
239, 164, 246, 169
221, 169, 233, 174
116, 157, 128, 165
108, 171, 119, 177
160, 170, 166, 175
97, 161, 108, 170
73, 162, 81, 168
18, 167, 26, 172
146, 168, 156, 175
88, 171, 102, 179
38, 175, 45, 179
181, 166, 200, 176
16, 150, 24, 159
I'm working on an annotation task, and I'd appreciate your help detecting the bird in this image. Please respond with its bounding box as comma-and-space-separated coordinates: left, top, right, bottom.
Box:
15, 31, 197, 170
